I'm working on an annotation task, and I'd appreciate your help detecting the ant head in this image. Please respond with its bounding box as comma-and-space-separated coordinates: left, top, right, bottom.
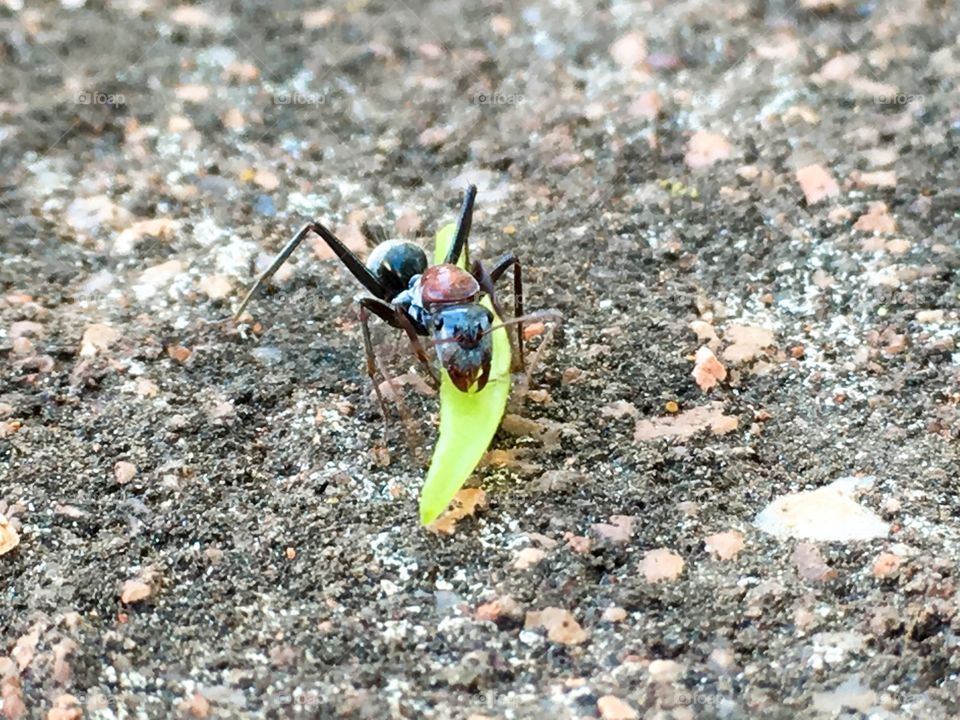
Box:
431, 304, 494, 392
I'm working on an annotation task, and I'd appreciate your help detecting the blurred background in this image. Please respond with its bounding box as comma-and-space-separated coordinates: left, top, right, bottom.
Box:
2, 1, 960, 718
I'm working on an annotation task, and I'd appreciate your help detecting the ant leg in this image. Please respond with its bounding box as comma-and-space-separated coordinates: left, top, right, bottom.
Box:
358, 301, 392, 442
493, 310, 561, 411
307, 222, 386, 298
445, 184, 477, 267
522, 313, 557, 390
233, 221, 387, 321
474, 253, 525, 371
359, 298, 438, 387
398, 315, 439, 387
358, 298, 425, 456
233, 224, 312, 321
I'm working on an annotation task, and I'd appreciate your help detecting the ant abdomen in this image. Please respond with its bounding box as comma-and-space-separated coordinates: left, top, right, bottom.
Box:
365, 239, 428, 300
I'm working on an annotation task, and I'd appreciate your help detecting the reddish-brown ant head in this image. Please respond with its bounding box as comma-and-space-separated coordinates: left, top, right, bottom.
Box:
430, 304, 494, 392
420, 263, 493, 391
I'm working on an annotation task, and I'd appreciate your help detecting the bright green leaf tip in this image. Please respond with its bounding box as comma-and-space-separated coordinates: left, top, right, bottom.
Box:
419, 223, 512, 525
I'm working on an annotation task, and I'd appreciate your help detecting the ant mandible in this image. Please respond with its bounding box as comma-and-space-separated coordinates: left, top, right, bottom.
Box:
232, 185, 527, 415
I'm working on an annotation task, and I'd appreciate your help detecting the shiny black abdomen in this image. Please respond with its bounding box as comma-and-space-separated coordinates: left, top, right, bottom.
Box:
365, 240, 429, 300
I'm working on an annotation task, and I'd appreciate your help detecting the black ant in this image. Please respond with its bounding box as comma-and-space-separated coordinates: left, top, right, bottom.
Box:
233, 185, 543, 419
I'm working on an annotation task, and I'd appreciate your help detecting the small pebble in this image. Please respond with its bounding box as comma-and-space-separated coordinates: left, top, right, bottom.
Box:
136, 378, 160, 398
704, 530, 745, 560
0, 515, 20, 556
5, 293, 33, 304
251, 346, 283, 366
708, 648, 737, 674
47, 693, 82, 720
79, 324, 118, 357
198, 275, 232, 300
181, 692, 210, 719
302, 7, 334, 27
489, 14, 511, 36
685, 131, 733, 170
601, 606, 627, 623
641, 549, 684, 583
648, 659, 683, 683
208, 401, 235, 422
9, 322, 43, 341
793, 542, 836, 582
65, 195, 132, 234
564, 533, 591, 554
754, 477, 888, 542
526, 389, 551, 404
167, 345, 192, 363
872, 552, 900, 579
561, 367, 582, 384
609, 32, 647, 70
597, 695, 638, 720
692, 345, 726, 391
254, 194, 276, 216
592, 515, 634, 544
120, 579, 151, 604
475, 601, 502, 623
11, 337, 33, 356
795, 164, 839, 205
114, 461, 137, 485
915, 309, 944, 324
513, 547, 546, 570
524, 607, 587, 645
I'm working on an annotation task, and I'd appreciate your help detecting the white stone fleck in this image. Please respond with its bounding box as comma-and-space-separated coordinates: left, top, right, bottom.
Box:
755, 476, 889, 542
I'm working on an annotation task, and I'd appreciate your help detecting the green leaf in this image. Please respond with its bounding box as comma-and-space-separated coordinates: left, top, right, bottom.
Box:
419, 223, 512, 524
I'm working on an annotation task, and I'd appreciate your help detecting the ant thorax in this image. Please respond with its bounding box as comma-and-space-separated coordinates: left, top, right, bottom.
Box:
393, 274, 429, 330
394, 263, 483, 336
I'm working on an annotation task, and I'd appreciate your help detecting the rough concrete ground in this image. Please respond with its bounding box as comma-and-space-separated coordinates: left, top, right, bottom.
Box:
1, 0, 960, 718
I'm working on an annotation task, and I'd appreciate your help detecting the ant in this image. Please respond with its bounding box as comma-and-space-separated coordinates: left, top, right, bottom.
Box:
233, 185, 543, 422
